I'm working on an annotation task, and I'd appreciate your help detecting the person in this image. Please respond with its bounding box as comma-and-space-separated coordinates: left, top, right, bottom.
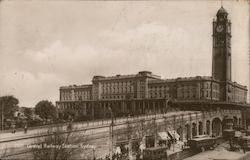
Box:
243, 146, 246, 154
167, 140, 171, 149
24, 124, 28, 133
67, 123, 72, 131
13, 124, 16, 133
11, 124, 14, 133
242, 140, 246, 154
105, 155, 110, 160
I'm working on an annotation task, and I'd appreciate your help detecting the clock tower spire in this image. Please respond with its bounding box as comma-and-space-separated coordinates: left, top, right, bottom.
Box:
212, 6, 232, 101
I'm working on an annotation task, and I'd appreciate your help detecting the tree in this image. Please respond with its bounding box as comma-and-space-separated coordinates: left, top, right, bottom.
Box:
0, 95, 19, 120
31, 125, 87, 160
35, 100, 56, 120
22, 107, 33, 120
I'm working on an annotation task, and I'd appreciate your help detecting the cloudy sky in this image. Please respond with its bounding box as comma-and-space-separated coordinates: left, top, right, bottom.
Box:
0, 0, 249, 107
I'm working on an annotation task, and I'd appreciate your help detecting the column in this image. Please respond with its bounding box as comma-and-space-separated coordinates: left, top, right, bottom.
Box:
219, 121, 222, 136
195, 112, 198, 136
103, 102, 106, 119
142, 101, 145, 114
202, 112, 206, 135
132, 101, 136, 116
188, 125, 192, 140
91, 102, 94, 120
124, 101, 127, 116
165, 99, 168, 113
138, 101, 141, 115
243, 111, 247, 129
180, 114, 184, 141
189, 113, 192, 140
196, 122, 199, 136
153, 101, 156, 114
209, 121, 212, 136
156, 101, 159, 114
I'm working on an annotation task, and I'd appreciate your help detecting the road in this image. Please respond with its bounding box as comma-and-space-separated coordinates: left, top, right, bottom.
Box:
0, 111, 197, 159
184, 142, 249, 160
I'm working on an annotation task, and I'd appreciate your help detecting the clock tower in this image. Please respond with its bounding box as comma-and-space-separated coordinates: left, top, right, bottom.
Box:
212, 6, 232, 101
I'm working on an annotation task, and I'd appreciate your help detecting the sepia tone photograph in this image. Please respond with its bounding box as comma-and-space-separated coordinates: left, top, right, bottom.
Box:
0, 0, 249, 159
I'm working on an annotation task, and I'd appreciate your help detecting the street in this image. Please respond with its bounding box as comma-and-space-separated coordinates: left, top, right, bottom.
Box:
184, 142, 250, 160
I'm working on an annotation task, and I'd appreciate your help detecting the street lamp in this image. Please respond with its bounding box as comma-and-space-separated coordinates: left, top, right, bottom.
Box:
92, 147, 96, 160
108, 106, 114, 159
1, 100, 4, 130
173, 115, 176, 152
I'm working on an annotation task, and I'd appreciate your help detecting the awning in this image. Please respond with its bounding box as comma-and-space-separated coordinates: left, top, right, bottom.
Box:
168, 130, 180, 140
115, 146, 121, 154
158, 132, 171, 140
235, 131, 242, 137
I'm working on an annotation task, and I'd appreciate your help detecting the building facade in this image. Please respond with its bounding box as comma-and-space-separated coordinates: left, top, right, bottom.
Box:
56, 7, 248, 120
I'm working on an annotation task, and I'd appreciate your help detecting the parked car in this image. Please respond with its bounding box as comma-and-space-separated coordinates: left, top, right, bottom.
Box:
187, 135, 217, 152
142, 146, 168, 160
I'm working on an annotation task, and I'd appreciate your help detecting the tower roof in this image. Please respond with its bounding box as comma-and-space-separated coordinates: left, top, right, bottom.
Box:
217, 6, 228, 16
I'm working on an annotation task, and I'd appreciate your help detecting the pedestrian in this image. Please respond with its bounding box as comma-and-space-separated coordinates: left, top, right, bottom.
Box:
11, 124, 14, 133
24, 124, 28, 133
241, 141, 246, 154
243, 146, 246, 154
167, 140, 171, 149
67, 123, 72, 131
13, 124, 16, 133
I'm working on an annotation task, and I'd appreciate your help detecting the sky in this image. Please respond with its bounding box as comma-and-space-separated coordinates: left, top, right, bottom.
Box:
0, 0, 249, 107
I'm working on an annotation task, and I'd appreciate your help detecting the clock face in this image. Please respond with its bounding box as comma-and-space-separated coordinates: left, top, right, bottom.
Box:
216, 25, 224, 32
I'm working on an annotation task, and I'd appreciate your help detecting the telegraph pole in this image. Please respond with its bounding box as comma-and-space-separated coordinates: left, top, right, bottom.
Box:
127, 115, 132, 160
173, 115, 176, 152
1, 100, 4, 131
109, 106, 114, 159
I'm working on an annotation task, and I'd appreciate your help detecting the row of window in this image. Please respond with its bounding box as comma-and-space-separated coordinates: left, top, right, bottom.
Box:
101, 95, 126, 99
149, 86, 170, 90
101, 81, 133, 88
73, 91, 91, 95
149, 83, 220, 91
102, 86, 134, 94
176, 91, 220, 99
61, 95, 72, 101
149, 94, 169, 99
61, 95, 91, 101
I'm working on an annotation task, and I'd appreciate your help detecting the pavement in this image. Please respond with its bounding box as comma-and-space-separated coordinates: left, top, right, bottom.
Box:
184, 142, 249, 160
0, 111, 196, 143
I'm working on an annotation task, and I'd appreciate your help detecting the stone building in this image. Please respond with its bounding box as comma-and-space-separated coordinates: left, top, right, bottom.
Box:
56, 7, 247, 120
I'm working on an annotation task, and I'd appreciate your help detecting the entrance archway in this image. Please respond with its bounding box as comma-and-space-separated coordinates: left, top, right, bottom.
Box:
222, 116, 233, 130
247, 118, 250, 129
192, 123, 197, 138
206, 120, 210, 135
185, 124, 191, 140
177, 126, 183, 141
198, 122, 203, 135
212, 118, 222, 137
233, 116, 238, 128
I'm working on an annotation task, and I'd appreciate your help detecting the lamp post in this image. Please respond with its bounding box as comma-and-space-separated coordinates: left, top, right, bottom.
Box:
92, 147, 96, 160
1, 100, 4, 130
109, 106, 114, 160
173, 115, 176, 152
